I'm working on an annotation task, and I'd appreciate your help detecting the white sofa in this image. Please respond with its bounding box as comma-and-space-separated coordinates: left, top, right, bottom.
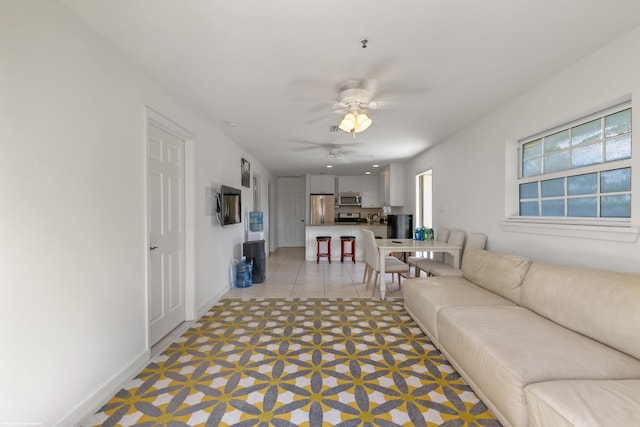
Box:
403, 249, 640, 427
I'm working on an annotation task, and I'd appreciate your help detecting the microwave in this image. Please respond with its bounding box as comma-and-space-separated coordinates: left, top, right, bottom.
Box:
339, 193, 361, 206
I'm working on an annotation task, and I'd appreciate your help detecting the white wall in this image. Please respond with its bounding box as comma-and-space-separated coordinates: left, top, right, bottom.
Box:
0, 1, 274, 425
404, 26, 640, 272
195, 134, 275, 314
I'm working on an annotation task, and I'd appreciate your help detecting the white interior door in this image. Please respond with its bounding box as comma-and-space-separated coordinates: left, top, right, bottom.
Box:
279, 178, 305, 247
148, 122, 185, 345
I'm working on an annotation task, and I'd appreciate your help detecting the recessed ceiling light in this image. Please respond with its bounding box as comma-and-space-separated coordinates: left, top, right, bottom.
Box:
224, 121, 239, 127
326, 165, 333, 168
372, 164, 379, 168
365, 171, 371, 175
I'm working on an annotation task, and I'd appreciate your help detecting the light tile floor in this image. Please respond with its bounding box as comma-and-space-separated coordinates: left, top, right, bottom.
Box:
221, 247, 406, 299
150, 248, 406, 358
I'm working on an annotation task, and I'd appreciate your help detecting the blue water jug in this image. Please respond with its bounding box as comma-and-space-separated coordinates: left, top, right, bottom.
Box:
249, 211, 263, 231
235, 258, 253, 288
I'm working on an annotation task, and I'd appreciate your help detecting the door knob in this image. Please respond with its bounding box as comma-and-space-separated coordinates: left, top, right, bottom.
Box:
150, 246, 158, 251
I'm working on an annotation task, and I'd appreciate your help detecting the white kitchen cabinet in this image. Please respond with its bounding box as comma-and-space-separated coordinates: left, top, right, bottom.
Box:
337, 176, 362, 193
309, 174, 335, 194
381, 163, 404, 206
361, 175, 381, 207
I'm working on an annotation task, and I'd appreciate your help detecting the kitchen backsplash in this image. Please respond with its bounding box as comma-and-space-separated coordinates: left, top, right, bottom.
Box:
335, 206, 384, 219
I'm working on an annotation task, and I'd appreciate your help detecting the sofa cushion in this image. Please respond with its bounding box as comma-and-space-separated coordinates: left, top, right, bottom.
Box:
521, 262, 640, 360
403, 276, 514, 343
526, 380, 640, 427
437, 305, 640, 427
413, 258, 463, 277
428, 263, 463, 277
461, 249, 531, 304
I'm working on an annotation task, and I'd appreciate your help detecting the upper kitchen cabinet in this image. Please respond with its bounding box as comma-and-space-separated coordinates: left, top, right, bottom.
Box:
361, 175, 381, 207
337, 176, 362, 194
308, 174, 335, 194
381, 163, 404, 206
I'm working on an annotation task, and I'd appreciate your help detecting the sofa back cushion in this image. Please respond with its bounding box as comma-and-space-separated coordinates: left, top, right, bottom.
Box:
461, 249, 531, 304
521, 262, 640, 360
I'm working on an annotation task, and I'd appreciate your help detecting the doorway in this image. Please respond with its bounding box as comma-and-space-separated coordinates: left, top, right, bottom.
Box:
278, 177, 305, 247
253, 174, 261, 210
415, 170, 433, 228
146, 108, 195, 346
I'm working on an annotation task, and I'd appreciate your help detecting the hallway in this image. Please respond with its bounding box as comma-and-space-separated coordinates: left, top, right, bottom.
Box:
150, 247, 405, 358
221, 247, 405, 299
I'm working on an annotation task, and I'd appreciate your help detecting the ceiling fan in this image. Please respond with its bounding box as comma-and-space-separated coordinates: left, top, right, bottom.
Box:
324, 144, 375, 164
288, 140, 366, 162
326, 144, 352, 159
290, 64, 428, 135
308, 80, 426, 136
333, 81, 378, 113
332, 81, 376, 137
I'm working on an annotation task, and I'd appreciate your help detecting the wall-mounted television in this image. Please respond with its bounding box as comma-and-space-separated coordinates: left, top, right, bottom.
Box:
217, 185, 242, 226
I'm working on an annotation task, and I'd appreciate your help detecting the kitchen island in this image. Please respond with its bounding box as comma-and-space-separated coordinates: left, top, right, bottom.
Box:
305, 223, 387, 262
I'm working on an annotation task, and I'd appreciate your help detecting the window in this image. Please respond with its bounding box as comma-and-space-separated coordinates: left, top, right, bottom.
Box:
518, 104, 631, 223
415, 170, 432, 228
415, 170, 433, 257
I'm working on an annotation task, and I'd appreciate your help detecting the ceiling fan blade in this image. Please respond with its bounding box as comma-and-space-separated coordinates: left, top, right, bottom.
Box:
362, 78, 380, 99
305, 114, 334, 125
375, 85, 429, 99
287, 139, 334, 152
286, 76, 334, 98
307, 102, 338, 113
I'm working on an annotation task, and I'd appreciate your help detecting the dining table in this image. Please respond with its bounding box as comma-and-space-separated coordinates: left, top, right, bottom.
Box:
376, 238, 462, 300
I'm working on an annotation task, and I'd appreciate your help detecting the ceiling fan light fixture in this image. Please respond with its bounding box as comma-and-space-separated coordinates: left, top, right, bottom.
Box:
339, 111, 372, 136
356, 112, 372, 132
339, 113, 356, 132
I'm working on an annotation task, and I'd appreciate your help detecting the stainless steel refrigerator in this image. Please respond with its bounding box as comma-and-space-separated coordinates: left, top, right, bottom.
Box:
310, 194, 335, 225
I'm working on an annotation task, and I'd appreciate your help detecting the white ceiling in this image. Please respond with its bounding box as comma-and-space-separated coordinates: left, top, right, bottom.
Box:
59, 0, 640, 176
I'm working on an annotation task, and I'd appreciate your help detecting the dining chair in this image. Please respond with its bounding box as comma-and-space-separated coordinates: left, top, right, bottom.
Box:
416, 232, 487, 277
361, 229, 397, 284
408, 228, 450, 276
362, 229, 410, 295
413, 230, 466, 277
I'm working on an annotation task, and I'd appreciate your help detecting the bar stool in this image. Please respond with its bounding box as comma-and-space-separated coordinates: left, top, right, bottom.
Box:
316, 236, 332, 264
340, 235, 356, 264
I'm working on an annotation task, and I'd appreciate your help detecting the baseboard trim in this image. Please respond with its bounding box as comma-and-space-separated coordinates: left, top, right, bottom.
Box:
56, 349, 150, 427
61, 292, 227, 426
196, 288, 227, 318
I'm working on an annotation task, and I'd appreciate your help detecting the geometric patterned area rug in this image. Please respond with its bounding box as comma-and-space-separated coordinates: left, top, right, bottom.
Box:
84, 298, 500, 426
